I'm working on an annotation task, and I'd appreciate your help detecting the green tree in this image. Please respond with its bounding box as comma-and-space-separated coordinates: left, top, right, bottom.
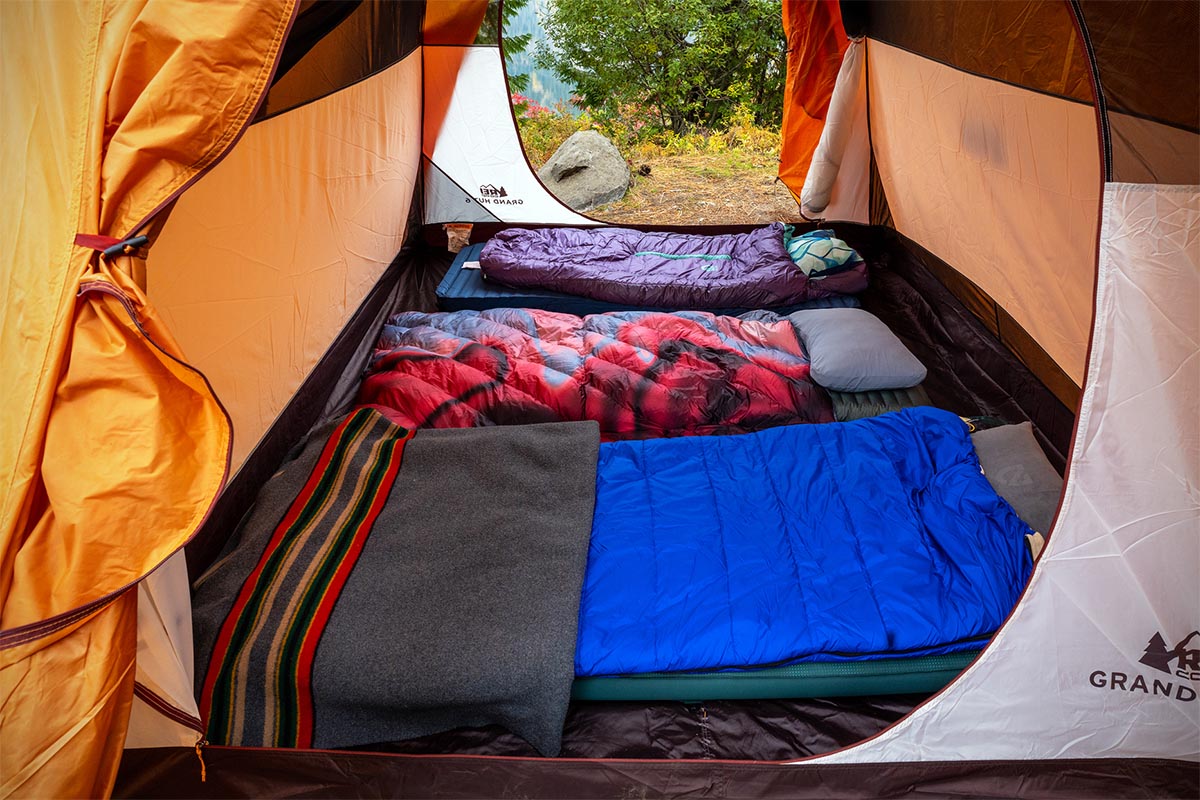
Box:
536, 0, 785, 133
476, 0, 533, 93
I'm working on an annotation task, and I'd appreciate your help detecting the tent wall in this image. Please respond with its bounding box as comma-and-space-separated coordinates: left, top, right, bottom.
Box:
173, 0, 480, 579
1108, 114, 1200, 187
826, 4, 1200, 762
147, 52, 423, 471
858, 0, 1093, 100
851, 0, 1199, 185
859, 231, 1075, 465
423, 0, 490, 46
182, 245, 421, 580
848, 0, 1105, 405
1079, 0, 1199, 185
260, 0, 421, 121
866, 40, 1100, 391
814, 182, 1200, 764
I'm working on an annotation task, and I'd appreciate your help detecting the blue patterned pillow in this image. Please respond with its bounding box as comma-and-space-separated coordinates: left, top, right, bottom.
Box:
782, 227, 865, 278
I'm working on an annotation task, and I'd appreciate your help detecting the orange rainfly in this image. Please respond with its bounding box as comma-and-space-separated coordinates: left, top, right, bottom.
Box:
422, 0, 489, 45
0, 2, 297, 797
778, 0, 850, 200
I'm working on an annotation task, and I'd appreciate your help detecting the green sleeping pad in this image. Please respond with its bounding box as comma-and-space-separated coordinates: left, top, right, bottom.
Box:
571, 651, 978, 702
829, 385, 933, 422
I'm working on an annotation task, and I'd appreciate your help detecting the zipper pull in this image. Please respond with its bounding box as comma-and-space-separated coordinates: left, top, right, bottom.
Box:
194, 735, 208, 783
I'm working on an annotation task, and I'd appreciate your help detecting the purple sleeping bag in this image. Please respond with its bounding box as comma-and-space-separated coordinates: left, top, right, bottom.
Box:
479, 223, 868, 309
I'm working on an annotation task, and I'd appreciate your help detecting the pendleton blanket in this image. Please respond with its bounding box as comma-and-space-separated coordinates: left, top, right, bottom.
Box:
357, 308, 835, 439
478, 223, 868, 308
193, 409, 600, 756
576, 407, 1035, 676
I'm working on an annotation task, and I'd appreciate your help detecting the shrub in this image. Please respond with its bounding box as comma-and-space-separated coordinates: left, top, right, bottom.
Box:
513, 97, 781, 168
515, 98, 591, 166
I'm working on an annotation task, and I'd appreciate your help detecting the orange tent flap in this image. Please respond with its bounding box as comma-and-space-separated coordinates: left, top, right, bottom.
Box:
0, 593, 138, 799
423, 0, 490, 46
97, 1, 300, 237
2, 0, 296, 625
3, 274, 231, 630
1, 2, 295, 795
779, 0, 848, 198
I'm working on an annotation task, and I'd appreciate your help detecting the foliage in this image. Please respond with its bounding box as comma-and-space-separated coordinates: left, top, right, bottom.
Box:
535, 0, 786, 134
478, 0, 533, 92
514, 99, 780, 169
514, 98, 592, 165
510, 93, 552, 119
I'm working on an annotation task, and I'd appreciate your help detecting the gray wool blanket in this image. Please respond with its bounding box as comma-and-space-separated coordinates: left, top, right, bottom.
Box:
193, 408, 599, 756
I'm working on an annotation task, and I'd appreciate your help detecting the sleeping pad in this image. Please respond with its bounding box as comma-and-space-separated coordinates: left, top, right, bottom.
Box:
576, 406, 1034, 676
479, 223, 868, 308
359, 308, 834, 439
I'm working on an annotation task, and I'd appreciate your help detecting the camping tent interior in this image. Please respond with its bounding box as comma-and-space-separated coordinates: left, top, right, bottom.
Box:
1, 0, 1197, 797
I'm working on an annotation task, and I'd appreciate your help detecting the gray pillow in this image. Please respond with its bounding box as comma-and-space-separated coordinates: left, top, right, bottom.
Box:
971, 422, 1063, 533
789, 308, 927, 391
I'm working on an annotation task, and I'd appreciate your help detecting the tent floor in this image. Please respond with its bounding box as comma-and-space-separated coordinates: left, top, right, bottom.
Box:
117, 747, 1200, 799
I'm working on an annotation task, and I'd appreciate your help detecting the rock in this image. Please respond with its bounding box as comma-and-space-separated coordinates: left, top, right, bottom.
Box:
538, 130, 630, 211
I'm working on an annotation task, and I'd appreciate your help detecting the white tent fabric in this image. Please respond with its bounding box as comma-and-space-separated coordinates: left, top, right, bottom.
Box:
812, 182, 1200, 763
800, 38, 869, 223
423, 47, 592, 226
126, 552, 200, 749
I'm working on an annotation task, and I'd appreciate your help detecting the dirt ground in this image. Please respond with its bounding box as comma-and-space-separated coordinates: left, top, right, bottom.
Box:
588, 153, 806, 225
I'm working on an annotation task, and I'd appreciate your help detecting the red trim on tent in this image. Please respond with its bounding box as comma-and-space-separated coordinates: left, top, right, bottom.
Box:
133, 682, 204, 734
73, 233, 124, 251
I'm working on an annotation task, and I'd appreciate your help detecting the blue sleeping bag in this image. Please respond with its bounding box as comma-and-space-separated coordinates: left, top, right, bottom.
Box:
576, 407, 1033, 676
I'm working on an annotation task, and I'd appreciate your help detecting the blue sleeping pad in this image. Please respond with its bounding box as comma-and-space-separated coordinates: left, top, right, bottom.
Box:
437, 243, 862, 315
